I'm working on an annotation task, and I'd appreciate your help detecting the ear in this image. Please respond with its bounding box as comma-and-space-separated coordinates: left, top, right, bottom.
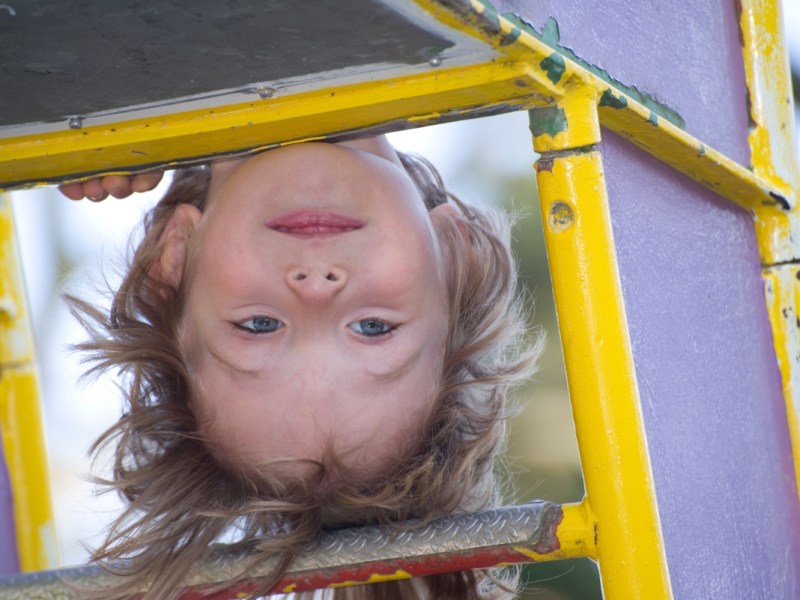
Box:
149, 204, 202, 290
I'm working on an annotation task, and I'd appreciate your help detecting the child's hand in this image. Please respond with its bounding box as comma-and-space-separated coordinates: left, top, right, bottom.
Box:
58, 172, 164, 201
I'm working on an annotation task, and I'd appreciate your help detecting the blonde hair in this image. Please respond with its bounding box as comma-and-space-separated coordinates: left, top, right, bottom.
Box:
68, 151, 542, 600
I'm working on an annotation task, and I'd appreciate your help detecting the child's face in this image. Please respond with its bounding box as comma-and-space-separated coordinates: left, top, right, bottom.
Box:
170, 138, 451, 476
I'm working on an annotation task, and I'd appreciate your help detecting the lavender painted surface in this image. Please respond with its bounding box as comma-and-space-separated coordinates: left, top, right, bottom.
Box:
495, 0, 751, 165
0, 431, 19, 575
600, 128, 800, 597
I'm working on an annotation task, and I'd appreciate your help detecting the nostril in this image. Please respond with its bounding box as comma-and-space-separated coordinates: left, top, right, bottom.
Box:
325, 272, 339, 282
294, 272, 307, 281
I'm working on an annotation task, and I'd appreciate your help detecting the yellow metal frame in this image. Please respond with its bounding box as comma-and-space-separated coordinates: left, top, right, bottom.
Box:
0, 0, 797, 597
0, 194, 57, 572
740, 0, 800, 501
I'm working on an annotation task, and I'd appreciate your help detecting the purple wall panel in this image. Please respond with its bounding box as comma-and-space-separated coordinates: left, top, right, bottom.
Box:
601, 128, 800, 597
495, 0, 751, 165
0, 431, 19, 575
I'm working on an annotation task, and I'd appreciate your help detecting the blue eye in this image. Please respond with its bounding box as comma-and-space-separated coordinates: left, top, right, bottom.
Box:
349, 319, 394, 337
236, 316, 283, 334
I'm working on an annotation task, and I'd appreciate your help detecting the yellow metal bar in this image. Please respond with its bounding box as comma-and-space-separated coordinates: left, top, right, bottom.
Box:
420, 0, 790, 214
0, 193, 58, 571
0, 60, 554, 191
532, 93, 672, 598
512, 500, 597, 562
740, 0, 800, 502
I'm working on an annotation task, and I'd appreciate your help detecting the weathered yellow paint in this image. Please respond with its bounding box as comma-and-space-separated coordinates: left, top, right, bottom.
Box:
535, 141, 672, 597
414, 0, 790, 219
740, 0, 800, 504
512, 500, 597, 562
532, 85, 601, 153
280, 583, 297, 593
740, 0, 799, 199
0, 194, 57, 572
327, 569, 412, 589
762, 266, 800, 500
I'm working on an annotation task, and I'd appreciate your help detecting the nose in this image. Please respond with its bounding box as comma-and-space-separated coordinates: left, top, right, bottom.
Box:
285, 267, 347, 302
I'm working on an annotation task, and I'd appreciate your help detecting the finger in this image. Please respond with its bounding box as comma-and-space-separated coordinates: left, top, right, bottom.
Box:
101, 175, 133, 199
131, 171, 164, 193
82, 179, 108, 202
57, 182, 86, 201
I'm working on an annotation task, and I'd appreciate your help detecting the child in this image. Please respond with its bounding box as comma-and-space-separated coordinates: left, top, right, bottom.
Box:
63, 136, 541, 600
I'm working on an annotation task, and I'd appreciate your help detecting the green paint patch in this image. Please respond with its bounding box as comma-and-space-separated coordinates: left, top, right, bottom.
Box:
647, 112, 658, 126
540, 53, 566, 84
698, 144, 706, 156
541, 16, 560, 46
529, 107, 568, 138
599, 89, 628, 109
500, 25, 521, 45
499, 14, 686, 129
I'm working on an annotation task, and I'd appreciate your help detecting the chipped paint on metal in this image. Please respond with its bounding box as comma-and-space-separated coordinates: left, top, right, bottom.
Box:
499, 14, 685, 128
739, 0, 800, 506
529, 106, 567, 138
599, 88, 628, 109
328, 570, 413, 589
540, 52, 566, 84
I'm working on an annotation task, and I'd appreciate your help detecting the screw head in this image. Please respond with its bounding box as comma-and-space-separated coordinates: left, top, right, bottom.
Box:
68, 116, 83, 129
428, 55, 442, 67
248, 86, 276, 99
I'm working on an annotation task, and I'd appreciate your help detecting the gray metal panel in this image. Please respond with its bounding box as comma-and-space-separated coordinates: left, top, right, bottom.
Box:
0, 0, 452, 127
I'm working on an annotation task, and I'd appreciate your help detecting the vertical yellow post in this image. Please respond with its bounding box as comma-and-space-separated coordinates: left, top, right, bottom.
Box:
530, 90, 672, 599
0, 193, 58, 571
741, 0, 800, 501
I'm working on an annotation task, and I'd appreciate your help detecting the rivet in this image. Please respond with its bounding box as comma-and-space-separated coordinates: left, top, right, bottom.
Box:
548, 201, 574, 232
248, 86, 276, 99
428, 55, 442, 67
68, 116, 83, 129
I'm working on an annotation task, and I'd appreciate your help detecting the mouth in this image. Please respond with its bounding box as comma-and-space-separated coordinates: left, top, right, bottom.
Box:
266, 210, 365, 235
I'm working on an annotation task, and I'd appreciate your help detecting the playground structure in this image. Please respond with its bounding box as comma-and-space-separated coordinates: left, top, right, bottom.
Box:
0, 0, 799, 598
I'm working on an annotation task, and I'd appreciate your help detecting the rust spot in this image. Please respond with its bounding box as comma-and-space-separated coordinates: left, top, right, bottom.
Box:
527, 503, 564, 554
514, 79, 528, 87
537, 158, 554, 172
